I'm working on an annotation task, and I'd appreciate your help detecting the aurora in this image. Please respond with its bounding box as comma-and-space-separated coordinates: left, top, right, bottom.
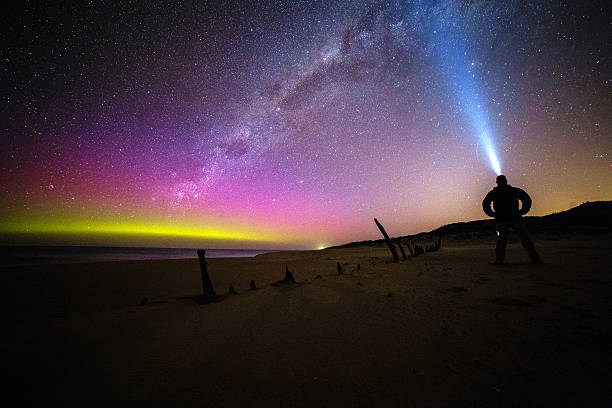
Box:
1, 1, 610, 248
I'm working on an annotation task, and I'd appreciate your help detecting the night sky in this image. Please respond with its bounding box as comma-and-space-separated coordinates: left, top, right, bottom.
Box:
1, 0, 610, 249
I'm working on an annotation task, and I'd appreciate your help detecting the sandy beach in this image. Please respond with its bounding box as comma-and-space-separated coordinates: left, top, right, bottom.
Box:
8, 235, 612, 407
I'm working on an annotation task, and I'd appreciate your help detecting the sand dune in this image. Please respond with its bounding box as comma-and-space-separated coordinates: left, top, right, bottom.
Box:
8, 235, 612, 407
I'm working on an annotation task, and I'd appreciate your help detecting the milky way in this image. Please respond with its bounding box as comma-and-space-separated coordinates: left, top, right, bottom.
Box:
2, 0, 610, 248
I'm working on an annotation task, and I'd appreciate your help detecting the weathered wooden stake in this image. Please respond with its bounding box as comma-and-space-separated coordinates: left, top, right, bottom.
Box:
397, 241, 408, 260
272, 266, 296, 286
284, 266, 296, 283
197, 249, 217, 303
374, 218, 399, 263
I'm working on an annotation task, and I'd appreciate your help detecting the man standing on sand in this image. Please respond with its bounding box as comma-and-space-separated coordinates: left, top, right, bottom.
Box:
482, 175, 542, 265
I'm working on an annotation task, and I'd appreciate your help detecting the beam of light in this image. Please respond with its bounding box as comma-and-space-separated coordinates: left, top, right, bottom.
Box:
481, 132, 502, 176
436, 19, 503, 175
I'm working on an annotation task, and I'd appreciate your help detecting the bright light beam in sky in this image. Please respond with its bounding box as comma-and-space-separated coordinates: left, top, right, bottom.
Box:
2, 1, 611, 248
437, 14, 503, 176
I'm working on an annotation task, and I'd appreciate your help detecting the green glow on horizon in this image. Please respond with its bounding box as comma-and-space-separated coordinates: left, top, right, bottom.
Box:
0, 218, 282, 243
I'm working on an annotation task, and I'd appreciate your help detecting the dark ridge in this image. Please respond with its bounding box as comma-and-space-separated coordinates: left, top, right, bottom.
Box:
329, 201, 612, 249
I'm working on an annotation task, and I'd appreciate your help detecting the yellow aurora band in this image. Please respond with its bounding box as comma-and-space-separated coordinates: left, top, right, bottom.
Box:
0, 216, 284, 246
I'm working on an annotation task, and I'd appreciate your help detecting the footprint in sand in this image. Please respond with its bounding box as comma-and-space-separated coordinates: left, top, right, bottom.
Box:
446, 287, 468, 293
472, 275, 491, 284
491, 295, 547, 306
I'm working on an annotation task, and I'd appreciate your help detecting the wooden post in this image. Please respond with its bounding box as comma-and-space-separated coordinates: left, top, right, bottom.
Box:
284, 266, 296, 283
272, 266, 296, 286
374, 218, 399, 263
197, 250, 217, 303
397, 241, 407, 260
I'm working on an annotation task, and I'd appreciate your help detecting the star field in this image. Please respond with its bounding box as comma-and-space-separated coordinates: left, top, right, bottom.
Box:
1, 0, 610, 248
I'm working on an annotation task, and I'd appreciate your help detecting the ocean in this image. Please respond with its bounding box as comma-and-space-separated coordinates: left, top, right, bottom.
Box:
0, 246, 279, 267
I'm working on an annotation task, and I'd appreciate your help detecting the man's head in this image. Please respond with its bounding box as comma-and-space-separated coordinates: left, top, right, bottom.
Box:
496, 175, 508, 186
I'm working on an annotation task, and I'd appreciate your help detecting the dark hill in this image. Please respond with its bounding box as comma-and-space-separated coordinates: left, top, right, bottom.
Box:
331, 201, 612, 248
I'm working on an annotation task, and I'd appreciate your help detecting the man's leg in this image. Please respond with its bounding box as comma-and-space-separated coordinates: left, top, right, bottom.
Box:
515, 219, 541, 263
495, 221, 509, 264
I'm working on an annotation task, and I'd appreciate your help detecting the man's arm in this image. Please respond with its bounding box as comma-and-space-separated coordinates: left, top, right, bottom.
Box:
517, 188, 532, 215
482, 191, 496, 217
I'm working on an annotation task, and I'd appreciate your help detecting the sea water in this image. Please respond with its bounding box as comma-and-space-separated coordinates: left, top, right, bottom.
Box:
0, 246, 278, 267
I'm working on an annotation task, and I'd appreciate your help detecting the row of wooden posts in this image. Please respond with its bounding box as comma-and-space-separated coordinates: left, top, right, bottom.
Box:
198, 250, 310, 304
196, 251, 357, 304
374, 218, 441, 263
196, 220, 440, 303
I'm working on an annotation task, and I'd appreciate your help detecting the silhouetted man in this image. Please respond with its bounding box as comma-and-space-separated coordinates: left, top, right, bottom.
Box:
482, 175, 541, 265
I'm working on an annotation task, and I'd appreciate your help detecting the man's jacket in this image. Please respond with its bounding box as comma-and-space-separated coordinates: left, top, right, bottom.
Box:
482, 184, 532, 221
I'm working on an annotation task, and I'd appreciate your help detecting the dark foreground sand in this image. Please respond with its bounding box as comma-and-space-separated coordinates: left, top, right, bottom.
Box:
7, 236, 612, 407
